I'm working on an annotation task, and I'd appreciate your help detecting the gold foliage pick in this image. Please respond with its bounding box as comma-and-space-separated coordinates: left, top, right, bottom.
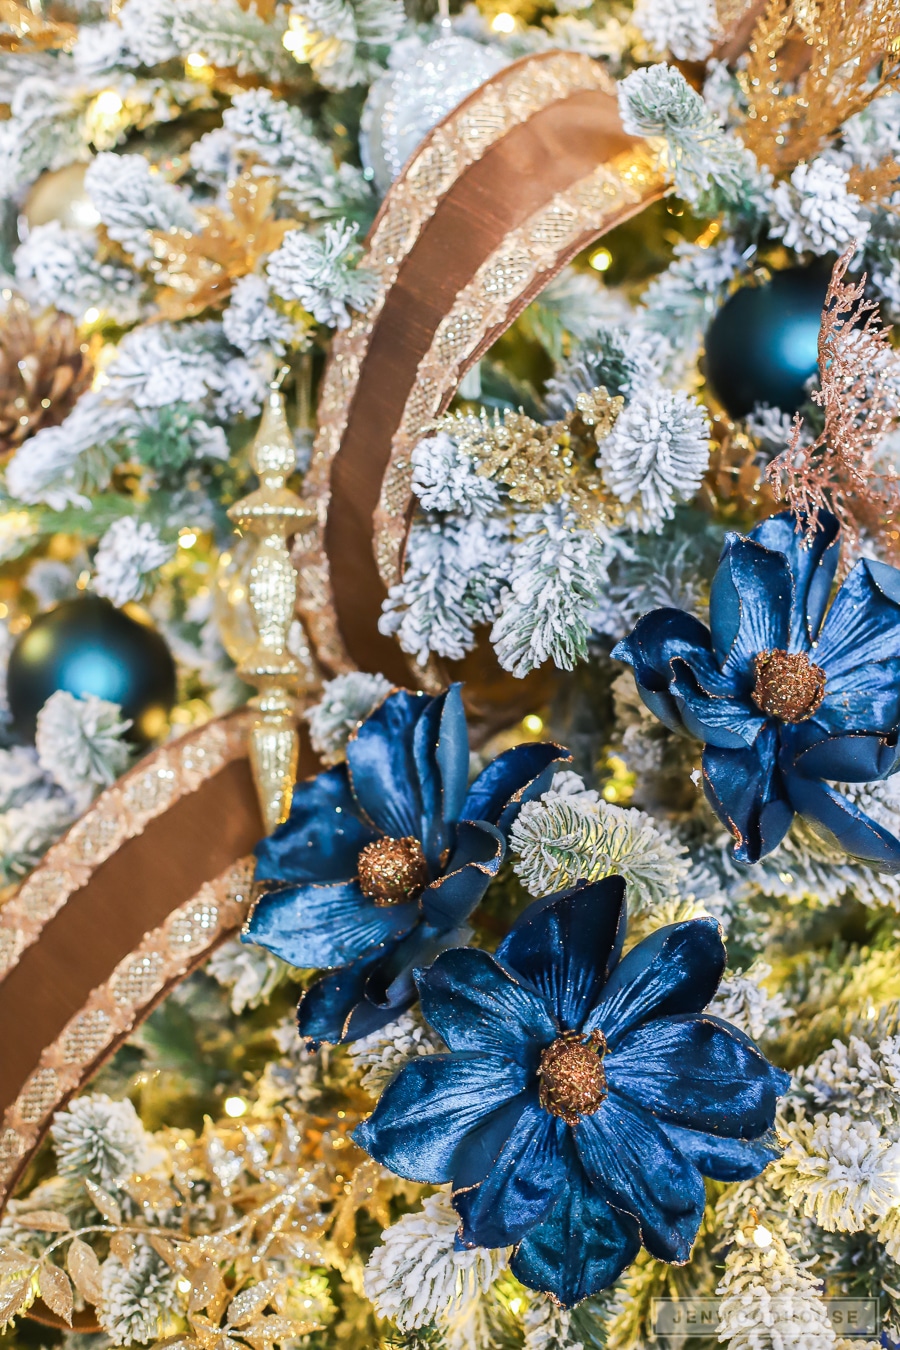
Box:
739, 0, 900, 173
766, 248, 900, 560
0, 0, 76, 51
444, 388, 623, 527
151, 175, 299, 322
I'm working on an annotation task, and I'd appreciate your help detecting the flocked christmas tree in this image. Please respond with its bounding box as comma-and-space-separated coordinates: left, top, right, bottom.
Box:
1, 0, 900, 1347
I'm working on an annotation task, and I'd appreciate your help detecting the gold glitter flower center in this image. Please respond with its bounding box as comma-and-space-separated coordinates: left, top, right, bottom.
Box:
751, 649, 826, 723
538, 1030, 608, 1126
357, 836, 428, 905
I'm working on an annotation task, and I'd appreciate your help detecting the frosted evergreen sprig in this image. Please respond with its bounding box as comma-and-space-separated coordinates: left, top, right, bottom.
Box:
364, 1190, 507, 1335
769, 158, 869, 257
409, 430, 502, 517
491, 502, 609, 677
84, 152, 196, 266
289, 0, 406, 91
770, 1112, 900, 1233
222, 275, 296, 359
51, 1094, 157, 1191
618, 64, 761, 213
716, 1222, 836, 1350
6, 393, 132, 510
632, 0, 720, 62
508, 771, 690, 910
221, 88, 371, 218
543, 324, 661, 411
207, 937, 290, 1015
35, 690, 132, 804
14, 222, 142, 325
305, 671, 393, 766
379, 514, 510, 665
596, 383, 711, 531
99, 1240, 179, 1345
93, 517, 174, 607
349, 1010, 444, 1097
267, 222, 378, 329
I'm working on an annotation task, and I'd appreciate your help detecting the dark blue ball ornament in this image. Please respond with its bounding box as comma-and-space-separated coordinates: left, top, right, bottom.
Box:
7, 595, 177, 744
704, 265, 830, 419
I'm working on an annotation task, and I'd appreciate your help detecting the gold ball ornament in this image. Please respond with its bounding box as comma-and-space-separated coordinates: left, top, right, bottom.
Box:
21, 162, 100, 232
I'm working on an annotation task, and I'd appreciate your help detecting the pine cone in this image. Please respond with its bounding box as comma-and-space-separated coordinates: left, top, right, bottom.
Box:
0, 296, 93, 457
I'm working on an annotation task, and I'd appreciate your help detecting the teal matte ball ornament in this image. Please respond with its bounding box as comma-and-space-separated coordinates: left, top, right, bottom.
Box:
704, 265, 830, 419
7, 595, 177, 744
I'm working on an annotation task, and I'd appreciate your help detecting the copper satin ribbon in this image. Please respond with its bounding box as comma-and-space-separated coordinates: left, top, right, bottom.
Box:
0, 756, 262, 1128
324, 87, 656, 688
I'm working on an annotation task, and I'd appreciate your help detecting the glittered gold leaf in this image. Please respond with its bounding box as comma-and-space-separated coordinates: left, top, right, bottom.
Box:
0, 1273, 34, 1328
84, 1179, 122, 1223
227, 1279, 282, 1327
38, 1263, 73, 1325
0, 0, 76, 50
67, 1238, 103, 1305
110, 1232, 136, 1265
148, 1235, 179, 1269
15, 1210, 70, 1232
240, 1315, 318, 1348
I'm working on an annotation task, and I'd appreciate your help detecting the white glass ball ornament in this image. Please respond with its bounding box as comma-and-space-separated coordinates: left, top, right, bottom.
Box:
360, 34, 508, 194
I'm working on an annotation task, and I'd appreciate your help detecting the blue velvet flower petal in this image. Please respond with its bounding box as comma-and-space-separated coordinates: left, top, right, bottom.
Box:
659, 1122, 780, 1182
417, 947, 557, 1063
297, 949, 388, 1046
359, 921, 473, 1027
243, 881, 418, 969
414, 684, 469, 870
420, 820, 505, 930
587, 917, 725, 1048
750, 510, 840, 649
702, 729, 793, 864
454, 1101, 567, 1248
670, 654, 766, 750
815, 560, 900, 691
463, 742, 572, 834
254, 765, 376, 884
607, 1014, 789, 1139
496, 879, 626, 1031
353, 1052, 531, 1184
786, 776, 900, 872
612, 610, 714, 735
345, 689, 427, 839
710, 534, 792, 678
790, 731, 900, 783
815, 665, 900, 738
510, 1149, 641, 1307
575, 1094, 705, 1264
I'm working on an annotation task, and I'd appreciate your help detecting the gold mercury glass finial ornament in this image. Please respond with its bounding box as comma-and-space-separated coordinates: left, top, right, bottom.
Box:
227, 371, 319, 832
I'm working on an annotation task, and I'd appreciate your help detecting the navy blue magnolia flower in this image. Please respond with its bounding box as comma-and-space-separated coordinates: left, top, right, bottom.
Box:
355, 878, 788, 1306
613, 511, 900, 867
244, 684, 566, 1045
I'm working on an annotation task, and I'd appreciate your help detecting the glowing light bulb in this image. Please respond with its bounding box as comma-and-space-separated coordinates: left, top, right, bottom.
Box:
94, 89, 123, 116
491, 11, 516, 31
83, 307, 99, 325
178, 530, 198, 549
523, 714, 543, 733
589, 247, 612, 272
224, 1096, 248, 1118
283, 15, 313, 58
185, 52, 208, 69
752, 1224, 773, 1249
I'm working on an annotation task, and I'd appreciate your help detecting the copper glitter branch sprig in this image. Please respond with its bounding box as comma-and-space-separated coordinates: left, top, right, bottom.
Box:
766, 248, 900, 556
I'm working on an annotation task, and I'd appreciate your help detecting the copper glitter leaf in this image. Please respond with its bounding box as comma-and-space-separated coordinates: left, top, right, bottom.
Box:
766, 249, 900, 560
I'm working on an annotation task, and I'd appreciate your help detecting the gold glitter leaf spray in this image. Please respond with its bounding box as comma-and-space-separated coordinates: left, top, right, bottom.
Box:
228, 378, 319, 832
